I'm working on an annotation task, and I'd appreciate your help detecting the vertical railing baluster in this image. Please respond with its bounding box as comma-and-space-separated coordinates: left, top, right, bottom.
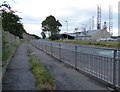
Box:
75, 46, 77, 69
59, 44, 61, 60
51, 43, 52, 56
113, 50, 117, 87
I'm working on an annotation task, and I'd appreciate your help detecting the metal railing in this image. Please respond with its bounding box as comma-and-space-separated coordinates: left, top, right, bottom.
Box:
32, 40, 120, 89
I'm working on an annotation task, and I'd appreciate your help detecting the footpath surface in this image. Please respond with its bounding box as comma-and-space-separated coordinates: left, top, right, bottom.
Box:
2, 43, 36, 90
2, 42, 109, 90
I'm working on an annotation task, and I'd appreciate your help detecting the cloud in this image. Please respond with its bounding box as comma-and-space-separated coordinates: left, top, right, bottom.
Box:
9, 0, 119, 36
24, 24, 42, 36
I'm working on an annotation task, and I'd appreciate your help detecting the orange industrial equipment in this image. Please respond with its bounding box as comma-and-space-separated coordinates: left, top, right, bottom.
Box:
103, 22, 107, 30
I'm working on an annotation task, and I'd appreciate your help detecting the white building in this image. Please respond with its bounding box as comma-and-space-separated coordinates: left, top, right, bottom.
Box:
61, 29, 111, 41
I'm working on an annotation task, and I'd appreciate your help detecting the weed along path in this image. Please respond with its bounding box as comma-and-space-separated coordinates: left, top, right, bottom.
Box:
2, 42, 109, 90
2, 43, 36, 90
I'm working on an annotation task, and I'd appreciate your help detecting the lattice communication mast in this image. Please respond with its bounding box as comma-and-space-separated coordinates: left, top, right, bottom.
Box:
92, 16, 94, 30
109, 5, 113, 35
97, 4, 101, 29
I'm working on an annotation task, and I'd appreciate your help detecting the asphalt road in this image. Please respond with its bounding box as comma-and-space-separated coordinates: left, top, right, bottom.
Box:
36, 39, 120, 58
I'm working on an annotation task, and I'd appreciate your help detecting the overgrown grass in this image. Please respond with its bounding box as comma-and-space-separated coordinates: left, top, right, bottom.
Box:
27, 49, 33, 56
20, 38, 30, 43
2, 40, 20, 61
2, 31, 31, 61
55, 40, 119, 49
29, 58, 56, 90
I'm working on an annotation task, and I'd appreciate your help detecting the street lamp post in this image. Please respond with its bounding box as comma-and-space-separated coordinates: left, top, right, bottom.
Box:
65, 21, 68, 40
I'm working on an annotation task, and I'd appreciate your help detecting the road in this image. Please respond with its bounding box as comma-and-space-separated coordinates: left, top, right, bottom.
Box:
36, 39, 120, 58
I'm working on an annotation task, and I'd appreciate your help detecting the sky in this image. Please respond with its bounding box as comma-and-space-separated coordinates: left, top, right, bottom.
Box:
1, 0, 120, 37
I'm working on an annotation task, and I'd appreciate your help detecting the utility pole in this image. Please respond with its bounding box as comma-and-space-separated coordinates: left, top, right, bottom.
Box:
75, 28, 79, 40
65, 21, 68, 40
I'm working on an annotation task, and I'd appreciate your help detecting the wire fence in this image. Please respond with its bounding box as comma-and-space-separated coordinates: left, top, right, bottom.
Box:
32, 40, 120, 89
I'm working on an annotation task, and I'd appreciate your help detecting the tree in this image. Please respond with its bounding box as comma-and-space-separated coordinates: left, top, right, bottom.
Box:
0, 1, 26, 38
41, 31, 46, 39
41, 15, 62, 40
2, 11, 26, 38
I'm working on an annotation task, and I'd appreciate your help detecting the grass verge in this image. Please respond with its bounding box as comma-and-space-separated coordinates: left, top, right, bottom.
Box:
2, 40, 20, 61
55, 40, 120, 49
28, 57, 56, 90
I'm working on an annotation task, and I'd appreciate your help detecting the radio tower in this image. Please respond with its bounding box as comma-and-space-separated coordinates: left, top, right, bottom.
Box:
97, 4, 101, 29
92, 16, 94, 30
109, 5, 113, 35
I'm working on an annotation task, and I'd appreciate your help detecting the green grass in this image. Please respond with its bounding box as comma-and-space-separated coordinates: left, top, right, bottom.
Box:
2, 40, 20, 61
2, 31, 31, 61
27, 49, 33, 56
29, 58, 56, 90
20, 38, 30, 43
55, 40, 119, 49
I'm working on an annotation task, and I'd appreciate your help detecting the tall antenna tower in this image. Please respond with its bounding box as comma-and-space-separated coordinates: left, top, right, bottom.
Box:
109, 5, 113, 35
97, 4, 101, 29
89, 18, 91, 30
92, 16, 94, 30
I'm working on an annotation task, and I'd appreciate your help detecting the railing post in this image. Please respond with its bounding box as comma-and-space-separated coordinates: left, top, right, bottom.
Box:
118, 50, 120, 88
39, 41, 41, 50
113, 50, 117, 87
75, 46, 77, 69
45, 43, 47, 52
59, 44, 61, 60
51, 43, 52, 56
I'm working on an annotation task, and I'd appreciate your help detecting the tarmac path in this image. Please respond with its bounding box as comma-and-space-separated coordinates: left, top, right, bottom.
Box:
2, 43, 36, 90
2, 42, 110, 90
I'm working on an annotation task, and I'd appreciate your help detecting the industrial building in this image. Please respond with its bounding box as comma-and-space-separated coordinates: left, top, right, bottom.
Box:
61, 4, 113, 41
61, 29, 111, 41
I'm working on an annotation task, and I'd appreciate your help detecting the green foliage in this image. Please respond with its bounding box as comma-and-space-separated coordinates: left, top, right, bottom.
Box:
49, 34, 60, 40
55, 40, 119, 49
29, 58, 56, 90
27, 49, 33, 56
2, 11, 26, 38
41, 31, 46, 39
2, 31, 21, 61
31, 34, 41, 39
41, 15, 62, 40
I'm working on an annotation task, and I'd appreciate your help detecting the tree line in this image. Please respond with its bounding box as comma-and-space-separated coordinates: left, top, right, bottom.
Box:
2, 10, 26, 38
1, 2, 62, 40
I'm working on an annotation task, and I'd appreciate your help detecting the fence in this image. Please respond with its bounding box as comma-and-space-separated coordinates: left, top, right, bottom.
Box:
32, 40, 120, 90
